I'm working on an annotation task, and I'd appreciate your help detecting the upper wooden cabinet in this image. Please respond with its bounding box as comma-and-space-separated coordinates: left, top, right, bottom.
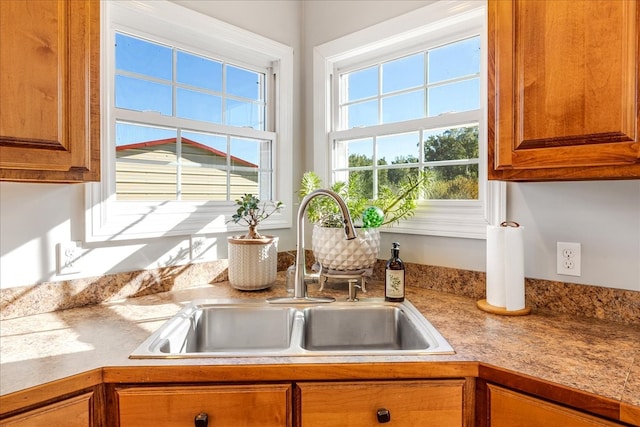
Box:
488, 0, 640, 181
0, 0, 100, 183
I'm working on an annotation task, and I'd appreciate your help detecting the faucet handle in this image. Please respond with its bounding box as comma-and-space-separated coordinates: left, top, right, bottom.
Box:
347, 279, 361, 302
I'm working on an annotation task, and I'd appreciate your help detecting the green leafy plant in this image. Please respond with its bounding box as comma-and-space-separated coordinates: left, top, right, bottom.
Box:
227, 194, 284, 239
299, 171, 432, 228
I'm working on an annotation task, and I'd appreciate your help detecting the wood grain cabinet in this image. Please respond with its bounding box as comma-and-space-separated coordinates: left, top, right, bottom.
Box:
0, 392, 94, 427
0, 0, 100, 183
115, 384, 291, 427
488, 0, 640, 181
486, 384, 624, 427
296, 380, 467, 427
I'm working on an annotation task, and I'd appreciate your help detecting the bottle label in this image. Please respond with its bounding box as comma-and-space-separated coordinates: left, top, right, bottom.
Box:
385, 269, 405, 298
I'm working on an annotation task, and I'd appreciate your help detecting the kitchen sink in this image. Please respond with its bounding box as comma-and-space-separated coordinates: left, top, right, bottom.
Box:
129, 298, 454, 358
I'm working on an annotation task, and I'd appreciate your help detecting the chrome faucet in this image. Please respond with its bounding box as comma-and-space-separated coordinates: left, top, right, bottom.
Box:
268, 189, 357, 303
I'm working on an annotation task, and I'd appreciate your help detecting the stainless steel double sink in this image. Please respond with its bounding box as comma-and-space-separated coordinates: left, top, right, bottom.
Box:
129, 298, 454, 358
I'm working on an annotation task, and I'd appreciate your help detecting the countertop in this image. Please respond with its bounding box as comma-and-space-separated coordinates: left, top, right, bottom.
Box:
1, 279, 639, 421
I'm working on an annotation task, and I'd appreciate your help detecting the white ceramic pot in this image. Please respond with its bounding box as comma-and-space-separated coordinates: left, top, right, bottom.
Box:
227, 235, 279, 290
311, 225, 380, 271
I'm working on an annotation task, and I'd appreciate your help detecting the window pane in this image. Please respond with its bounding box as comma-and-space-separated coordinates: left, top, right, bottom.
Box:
346, 66, 377, 102
428, 164, 479, 200
181, 131, 228, 201
423, 126, 479, 161
347, 139, 373, 167
226, 99, 262, 129
429, 37, 480, 84
115, 76, 172, 115
382, 90, 424, 123
379, 167, 420, 195
227, 65, 262, 100
229, 137, 264, 198
382, 53, 424, 94
116, 33, 172, 80
349, 170, 373, 200
346, 100, 378, 128
177, 51, 222, 91
115, 121, 175, 147
177, 88, 222, 123
115, 122, 177, 201
428, 78, 479, 116
377, 132, 419, 165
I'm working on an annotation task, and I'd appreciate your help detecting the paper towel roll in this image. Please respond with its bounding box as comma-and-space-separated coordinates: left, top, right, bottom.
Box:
504, 226, 525, 310
486, 223, 525, 311
486, 225, 506, 307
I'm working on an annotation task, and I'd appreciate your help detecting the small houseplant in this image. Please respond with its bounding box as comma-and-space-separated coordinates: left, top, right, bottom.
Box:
226, 194, 284, 290
299, 171, 432, 272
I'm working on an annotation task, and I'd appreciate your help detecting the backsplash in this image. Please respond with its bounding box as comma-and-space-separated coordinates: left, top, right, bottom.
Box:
1, 252, 638, 324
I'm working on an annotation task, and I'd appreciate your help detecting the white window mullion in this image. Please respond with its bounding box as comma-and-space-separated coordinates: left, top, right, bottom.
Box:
176, 130, 182, 200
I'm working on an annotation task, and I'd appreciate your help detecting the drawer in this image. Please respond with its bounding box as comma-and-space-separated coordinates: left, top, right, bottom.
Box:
296, 380, 465, 427
116, 384, 291, 427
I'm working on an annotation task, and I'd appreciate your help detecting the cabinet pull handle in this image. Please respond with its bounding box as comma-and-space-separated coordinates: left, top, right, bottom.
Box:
194, 412, 208, 427
376, 408, 391, 423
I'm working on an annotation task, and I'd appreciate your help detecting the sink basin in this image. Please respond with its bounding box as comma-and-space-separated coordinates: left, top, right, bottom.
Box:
130, 298, 454, 358
140, 302, 297, 357
301, 305, 429, 352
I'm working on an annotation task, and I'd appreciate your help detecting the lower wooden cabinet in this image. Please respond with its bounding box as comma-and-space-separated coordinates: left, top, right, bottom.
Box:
487, 384, 624, 427
296, 380, 466, 427
115, 384, 291, 427
0, 392, 93, 427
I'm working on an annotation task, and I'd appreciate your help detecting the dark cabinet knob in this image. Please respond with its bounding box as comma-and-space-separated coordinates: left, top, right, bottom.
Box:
376, 408, 391, 423
194, 412, 208, 427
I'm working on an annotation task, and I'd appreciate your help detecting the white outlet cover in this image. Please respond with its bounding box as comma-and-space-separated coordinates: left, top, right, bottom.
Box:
557, 242, 581, 277
57, 241, 82, 275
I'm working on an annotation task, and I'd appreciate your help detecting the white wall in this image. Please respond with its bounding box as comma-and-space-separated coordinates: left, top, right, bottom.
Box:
301, 0, 640, 291
1, 0, 639, 292
0, 1, 302, 289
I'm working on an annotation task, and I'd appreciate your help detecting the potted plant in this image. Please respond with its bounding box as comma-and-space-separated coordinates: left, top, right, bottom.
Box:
299, 171, 431, 272
226, 194, 284, 290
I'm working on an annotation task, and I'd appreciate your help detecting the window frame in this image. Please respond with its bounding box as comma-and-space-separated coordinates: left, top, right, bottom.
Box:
312, 0, 505, 239
86, 0, 293, 241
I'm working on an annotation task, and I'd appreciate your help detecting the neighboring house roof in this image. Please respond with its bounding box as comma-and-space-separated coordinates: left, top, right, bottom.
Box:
116, 137, 258, 168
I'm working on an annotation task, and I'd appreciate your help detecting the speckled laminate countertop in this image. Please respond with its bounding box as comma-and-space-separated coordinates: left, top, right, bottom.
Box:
1, 279, 639, 421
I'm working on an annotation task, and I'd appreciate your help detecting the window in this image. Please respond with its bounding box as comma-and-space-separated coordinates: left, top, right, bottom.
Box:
86, 1, 293, 241
114, 33, 271, 202
314, 1, 504, 238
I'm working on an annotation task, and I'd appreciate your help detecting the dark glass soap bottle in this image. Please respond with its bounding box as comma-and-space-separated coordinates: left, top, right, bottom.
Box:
385, 242, 405, 302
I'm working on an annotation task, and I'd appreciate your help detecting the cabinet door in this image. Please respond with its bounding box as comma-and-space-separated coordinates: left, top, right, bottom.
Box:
0, 392, 93, 427
487, 384, 623, 427
488, 0, 640, 181
116, 384, 290, 427
0, 0, 100, 182
296, 380, 465, 427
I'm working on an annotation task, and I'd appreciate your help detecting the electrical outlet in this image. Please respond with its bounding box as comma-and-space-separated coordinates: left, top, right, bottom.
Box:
57, 241, 82, 275
190, 235, 207, 260
557, 242, 581, 276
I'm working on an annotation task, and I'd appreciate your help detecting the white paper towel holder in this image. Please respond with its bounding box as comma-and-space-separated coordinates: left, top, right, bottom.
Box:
478, 220, 531, 316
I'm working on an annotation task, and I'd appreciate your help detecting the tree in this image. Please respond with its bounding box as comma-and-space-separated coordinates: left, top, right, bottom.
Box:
423, 126, 479, 199
424, 126, 478, 180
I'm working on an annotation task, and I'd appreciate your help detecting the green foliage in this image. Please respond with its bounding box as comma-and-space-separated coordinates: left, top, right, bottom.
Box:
299, 171, 432, 228
227, 194, 284, 239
